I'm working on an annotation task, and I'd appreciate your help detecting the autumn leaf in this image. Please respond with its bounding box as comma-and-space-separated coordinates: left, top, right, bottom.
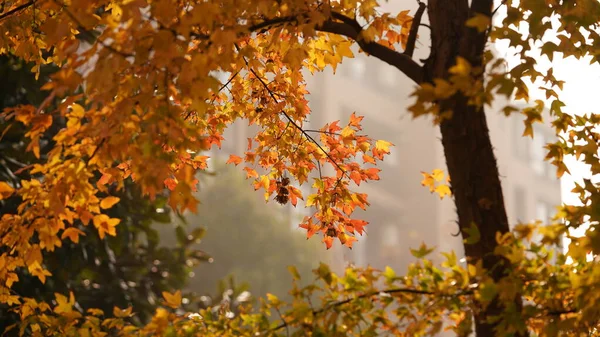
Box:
434, 185, 451, 199
162, 290, 182, 309
226, 154, 243, 165
375, 140, 393, 153
100, 196, 120, 209
60, 228, 86, 243
0, 182, 14, 200
92, 214, 120, 239
113, 306, 134, 318
466, 13, 491, 33
449, 57, 471, 76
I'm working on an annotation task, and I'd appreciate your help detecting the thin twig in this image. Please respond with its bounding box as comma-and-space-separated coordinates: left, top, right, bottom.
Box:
304, 129, 342, 136
491, 0, 508, 17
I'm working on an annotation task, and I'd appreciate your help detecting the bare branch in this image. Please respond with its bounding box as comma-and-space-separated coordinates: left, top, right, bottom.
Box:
403, 1, 427, 58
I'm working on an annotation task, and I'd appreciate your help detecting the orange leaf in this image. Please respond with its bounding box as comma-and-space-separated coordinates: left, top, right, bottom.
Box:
323, 235, 334, 249
162, 290, 182, 308
226, 154, 243, 165
164, 178, 178, 191
364, 168, 380, 180
348, 112, 364, 129
100, 196, 120, 209
61, 227, 86, 243
244, 167, 258, 179
0, 182, 15, 200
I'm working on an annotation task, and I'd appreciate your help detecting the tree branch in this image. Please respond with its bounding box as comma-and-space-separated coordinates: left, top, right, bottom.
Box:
0, 0, 35, 22
264, 286, 471, 335
403, 1, 427, 58
318, 17, 424, 84
190, 12, 425, 84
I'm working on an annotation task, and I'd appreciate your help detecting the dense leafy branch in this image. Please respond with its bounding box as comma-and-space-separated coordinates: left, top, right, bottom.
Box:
235, 43, 350, 181
266, 285, 469, 335
188, 11, 426, 83
0, 0, 35, 22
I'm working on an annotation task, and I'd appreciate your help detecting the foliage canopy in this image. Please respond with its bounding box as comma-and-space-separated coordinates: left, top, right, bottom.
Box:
1, 0, 600, 336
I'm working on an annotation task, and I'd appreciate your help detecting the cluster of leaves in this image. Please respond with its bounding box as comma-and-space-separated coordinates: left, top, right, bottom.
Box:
10, 227, 600, 336
0, 55, 207, 331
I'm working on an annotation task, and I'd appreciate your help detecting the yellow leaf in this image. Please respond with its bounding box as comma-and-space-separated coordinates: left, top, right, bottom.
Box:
113, 306, 133, 318
100, 196, 120, 209
92, 214, 120, 239
449, 57, 472, 76
162, 290, 182, 308
420, 172, 435, 192
61, 227, 86, 243
432, 169, 445, 182
435, 184, 452, 199
466, 13, 491, 33
341, 125, 354, 138
266, 293, 280, 305
335, 40, 354, 59
375, 140, 393, 153
0, 182, 15, 200
307, 193, 321, 207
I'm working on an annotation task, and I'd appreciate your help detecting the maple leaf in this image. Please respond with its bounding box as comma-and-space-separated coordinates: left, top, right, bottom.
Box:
162, 290, 182, 309
0, 182, 15, 200
92, 214, 120, 239
226, 154, 243, 165
434, 185, 452, 199
113, 306, 134, 318
60, 228, 86, 243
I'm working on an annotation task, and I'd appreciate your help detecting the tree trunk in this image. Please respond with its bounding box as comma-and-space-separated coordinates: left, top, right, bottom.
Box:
426, 1, 528, 336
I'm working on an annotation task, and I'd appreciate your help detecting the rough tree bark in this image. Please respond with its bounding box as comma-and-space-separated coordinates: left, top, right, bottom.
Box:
425, 0, 528, 336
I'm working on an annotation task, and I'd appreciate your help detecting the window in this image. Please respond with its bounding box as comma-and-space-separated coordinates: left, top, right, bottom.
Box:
529, 129, 557, 178
514, 185, 527, 224
530, 132, 546, 175
535, 200, 554, 225
512, 115, 530, 160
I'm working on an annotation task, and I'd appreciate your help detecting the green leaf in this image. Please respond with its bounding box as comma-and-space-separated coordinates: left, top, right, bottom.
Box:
463, 222, 481, 245
410, 242, 435, 258
287, 265, 301, 281
315, 263, 333, 285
